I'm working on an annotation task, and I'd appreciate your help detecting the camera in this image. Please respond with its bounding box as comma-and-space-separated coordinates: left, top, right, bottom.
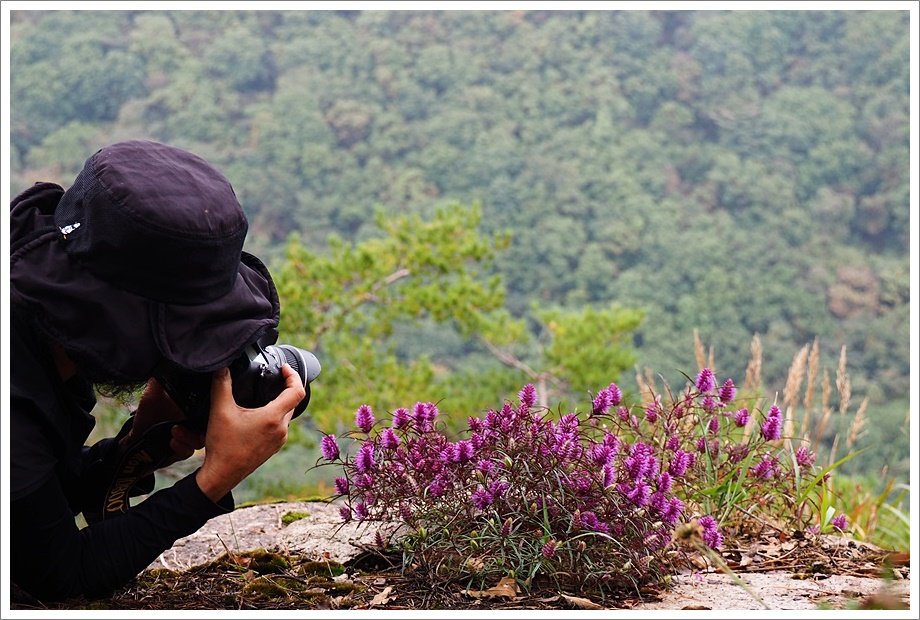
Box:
155, 329, 321, 431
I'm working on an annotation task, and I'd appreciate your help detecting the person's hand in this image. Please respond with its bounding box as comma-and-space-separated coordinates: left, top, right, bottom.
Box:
119, 377, 206, 468
195, 364, 306, 502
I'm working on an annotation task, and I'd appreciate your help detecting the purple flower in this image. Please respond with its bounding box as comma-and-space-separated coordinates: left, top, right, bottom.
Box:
727, 443, 750, 464
645, 396, 661, 424
592, 389, 613, 416
668, 449, 692, 478
698, 515, 723, 549
795, 446, 816, 467
412, 402, 438, 433
476, 459, 494, 475
696, 436, 707, 453
619, 480, 652, 507
499, 403, 515, 432
602, 464, 615, 488
657, 471, 673, 493
649, 491, 667, 514
662, 497, 684, 526
696, 368, 715, 393
760, 414, 782, 441
541, 539, 557, 559
380, 427, 400, 450
355, 404, 375, 433
392, 407, 410, 429
320, 434, 340, 461
470, 432, 484, 450
617, 406, 630, 421
576, 511, 609, 533
708, 415, 720, 434
701, 395, 719, 413
591, 443, 615, 466
734, 407, 750, 427
354, 442, 376, 473
607, 382, 622, 406
830, 514, 848, 531
354, 502, 369, 520
602, 432, 620, 451
625, 442, 653, 480
768, 404, 783, 419
719, 379, 736, 404
399, 502, 413, 521
339, 505, 352, 522
353, 473, 373, 488
500, 517, 513, 537
665, 435, 680, 451
488, 480, 510, 498
753, 456, 777, 479
519, 384, 537, 408
471, 487, 493, 510
454, 439, 474, 462
334, 476, 349, 495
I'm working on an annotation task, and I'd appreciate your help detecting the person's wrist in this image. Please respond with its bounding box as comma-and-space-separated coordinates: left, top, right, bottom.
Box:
195, 465, 234, 503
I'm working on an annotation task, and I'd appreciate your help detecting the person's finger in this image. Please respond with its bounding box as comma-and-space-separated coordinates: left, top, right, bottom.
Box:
271, 364, 306, 414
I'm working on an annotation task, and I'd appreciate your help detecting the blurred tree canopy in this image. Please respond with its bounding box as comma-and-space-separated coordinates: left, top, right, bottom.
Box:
8, 9, 911, 480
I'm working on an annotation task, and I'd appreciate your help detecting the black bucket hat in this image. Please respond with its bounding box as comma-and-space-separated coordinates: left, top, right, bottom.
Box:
10, 140, 280, 382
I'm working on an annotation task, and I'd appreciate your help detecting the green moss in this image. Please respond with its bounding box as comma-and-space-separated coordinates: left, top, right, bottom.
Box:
134, 567, 180, 587
242, 549, 291, 574
294, 495, 331, 503
241, 575, 338, 606
281, 510, 310, 525
327, 580, 362, 594
298, 560, 346, 577
241, 575, 295, 600
206, 549, 290, 574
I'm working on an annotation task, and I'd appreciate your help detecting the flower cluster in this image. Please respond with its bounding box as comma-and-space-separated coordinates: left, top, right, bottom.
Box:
315, 369, 839, 595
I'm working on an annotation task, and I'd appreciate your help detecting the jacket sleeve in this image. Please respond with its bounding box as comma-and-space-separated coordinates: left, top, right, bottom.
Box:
10, 466, 233, 601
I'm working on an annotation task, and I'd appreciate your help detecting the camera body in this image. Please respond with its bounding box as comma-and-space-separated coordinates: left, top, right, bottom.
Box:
156, 330, 320, 431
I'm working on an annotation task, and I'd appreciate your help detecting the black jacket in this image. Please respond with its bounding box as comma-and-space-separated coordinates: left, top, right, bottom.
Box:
9, 313, 234, 601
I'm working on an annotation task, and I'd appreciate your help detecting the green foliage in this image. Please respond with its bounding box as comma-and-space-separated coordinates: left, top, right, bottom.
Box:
533, 303, 644, 402
9, 11, 909, 421
11, 10, 909, 527
272, 202, 522, 431
271, 202, 643, 438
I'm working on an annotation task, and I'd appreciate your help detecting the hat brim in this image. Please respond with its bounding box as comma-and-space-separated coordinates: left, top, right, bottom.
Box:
11, 228, 280, 381
155, 252, 281, 372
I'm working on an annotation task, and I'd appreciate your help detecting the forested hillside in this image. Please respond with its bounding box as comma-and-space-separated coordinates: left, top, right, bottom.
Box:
7, 9, 911, 481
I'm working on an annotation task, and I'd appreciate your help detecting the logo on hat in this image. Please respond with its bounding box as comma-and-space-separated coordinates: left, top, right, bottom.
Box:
59, 222, 81, 237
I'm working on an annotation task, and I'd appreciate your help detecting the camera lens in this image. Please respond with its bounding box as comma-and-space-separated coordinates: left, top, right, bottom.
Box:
265, 344, 321, 417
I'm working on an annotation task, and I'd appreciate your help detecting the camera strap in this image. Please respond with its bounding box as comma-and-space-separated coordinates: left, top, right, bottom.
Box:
99, 421, 176, 520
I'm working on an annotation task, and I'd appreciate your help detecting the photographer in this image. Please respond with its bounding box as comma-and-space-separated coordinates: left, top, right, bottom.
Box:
9, 140, 307, 602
